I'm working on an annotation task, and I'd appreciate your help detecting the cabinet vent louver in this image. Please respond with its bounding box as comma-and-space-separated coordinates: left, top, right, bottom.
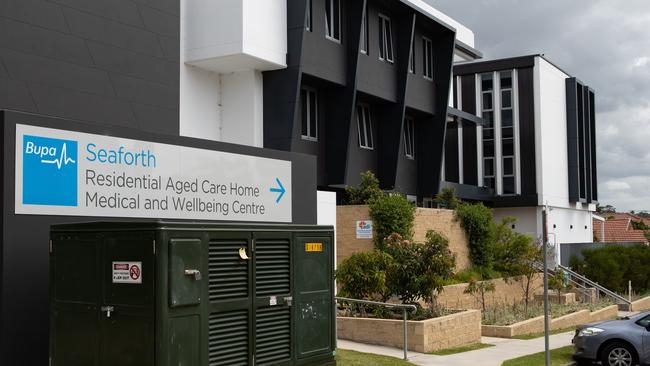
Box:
255, 239, 291, 296
208, 310, 249, 366
255, 307, 291, 365
209, 239, 249, 301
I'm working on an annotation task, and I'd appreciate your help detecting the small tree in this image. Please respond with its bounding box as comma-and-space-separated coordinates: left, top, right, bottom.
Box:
369, 194, 416, 250
464, 275, 496, 312
384, 231, 455, 305
434, 187, 461, 209
345, 171, 385, 205
549, 269, 568, 303
336, 251, 395, 302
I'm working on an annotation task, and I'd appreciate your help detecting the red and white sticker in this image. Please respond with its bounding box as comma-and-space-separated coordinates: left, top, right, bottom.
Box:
112, 261, 142, 284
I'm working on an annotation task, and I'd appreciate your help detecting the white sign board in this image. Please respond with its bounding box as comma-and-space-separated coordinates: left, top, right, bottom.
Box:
112, 261, 142, 284
15, 124, 292, 222
356, 220, 373, 239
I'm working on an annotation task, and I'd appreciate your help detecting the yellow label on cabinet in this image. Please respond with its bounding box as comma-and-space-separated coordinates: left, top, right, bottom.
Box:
305, 242, 323, 252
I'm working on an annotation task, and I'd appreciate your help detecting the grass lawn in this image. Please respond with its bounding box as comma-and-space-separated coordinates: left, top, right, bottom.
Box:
428, 343, 495, 355
501, 346, 574, 366
512, 327, 575, 340
336, 349, 416, 366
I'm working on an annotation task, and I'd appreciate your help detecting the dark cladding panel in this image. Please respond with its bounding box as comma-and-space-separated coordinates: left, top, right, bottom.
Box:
589, 90, 598, 202
462, 123, 478, 185
460, 74, 476, 115
444, 121, 459, 183
565, 78, 580, 202
517, 67, 536, 196
583, 87, 593, 202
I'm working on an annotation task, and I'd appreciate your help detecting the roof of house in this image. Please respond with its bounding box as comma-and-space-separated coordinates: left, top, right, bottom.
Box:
603, 212, 650, 227
593, 218, 649, 244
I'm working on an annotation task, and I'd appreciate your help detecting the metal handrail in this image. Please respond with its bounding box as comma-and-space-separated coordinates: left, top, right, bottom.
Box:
335, 297, 417, 361
558, 264, 631, 305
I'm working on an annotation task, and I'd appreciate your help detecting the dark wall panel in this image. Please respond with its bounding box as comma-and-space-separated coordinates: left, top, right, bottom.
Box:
460, 74, 476, 114
0, 0, 180, 135
445, 122, 459, 183
462, 123, 478, 185
517, 67, 537, 196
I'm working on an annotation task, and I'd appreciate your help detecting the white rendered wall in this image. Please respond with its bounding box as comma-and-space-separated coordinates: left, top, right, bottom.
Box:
534, 57, 573, 209
493, 206, 542, 240
179, 0, 272, 147
317, 191, 338, 271
546, 206, 594, 244
407, 0, 475, 48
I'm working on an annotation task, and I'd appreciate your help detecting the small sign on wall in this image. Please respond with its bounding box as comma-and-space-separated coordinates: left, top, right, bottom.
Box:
356, 220, 373, 239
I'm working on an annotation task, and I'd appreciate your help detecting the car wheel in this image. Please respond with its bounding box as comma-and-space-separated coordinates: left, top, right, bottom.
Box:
600, 342, 637, 366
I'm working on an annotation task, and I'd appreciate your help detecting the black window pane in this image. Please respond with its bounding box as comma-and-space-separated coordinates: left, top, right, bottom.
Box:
484, 159, 494, 176
503, 157, 514, 175
501, 90, 512, 108
309, 92, 317, 138
325, 0, 331, 36
483, 111, 494, 128
301, 90, 307, 136
502, 138, 514, 156
483, 128, 494, 140
386, 21, 393, 60
485, 177, 495, 189
503, 177, 515, 194
333, 0, 340, 39
500, 71, 512, 89
502, 126, 513, 139
378, 18, 385, 58
483, 139, 494, 157
483, 92, 493, 110
502, 109, 513, 128
481, 74, 493, 91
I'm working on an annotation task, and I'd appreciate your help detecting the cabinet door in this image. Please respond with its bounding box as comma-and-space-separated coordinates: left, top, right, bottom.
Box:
100, 231, 155, 366
294, 235, 333, 359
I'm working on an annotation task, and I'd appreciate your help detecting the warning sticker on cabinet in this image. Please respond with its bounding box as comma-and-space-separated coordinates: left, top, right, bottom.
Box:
112, 262, 142, 284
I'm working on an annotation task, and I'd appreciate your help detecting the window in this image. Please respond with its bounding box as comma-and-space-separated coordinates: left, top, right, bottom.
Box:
325, 0, 340, 42
378, 14, 393, 63
409, 37, 415, 73
404, 117, 415, 159
300, 88, 318, 141
360, 4, 368, 54
423, 37, 433, 79
481, 73, 495, 189
306, 0, 312, 31
500, 71, 515, 195
356, 104, 373, 149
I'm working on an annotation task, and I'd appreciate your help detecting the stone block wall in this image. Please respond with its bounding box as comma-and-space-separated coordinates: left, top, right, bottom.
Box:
337, 310, 481, 353
437, 275, 544, 310
336, 205, 470, 269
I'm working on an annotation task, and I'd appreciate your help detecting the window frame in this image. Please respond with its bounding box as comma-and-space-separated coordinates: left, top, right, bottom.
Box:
378, 13, 394, 63
500, 70, 516, 195
306, 0, 312, 32
404, 117, 415, 159
409, 37, 415, 73
481, 72, 495, 189
359, 3, 368, 54
325, 0, 341, 42
356, 103, 374, 150
423, 36, 433, 80
300, 87, 318, 142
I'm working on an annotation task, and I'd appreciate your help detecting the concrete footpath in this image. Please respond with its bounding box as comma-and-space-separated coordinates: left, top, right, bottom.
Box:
338, 331, 575, 366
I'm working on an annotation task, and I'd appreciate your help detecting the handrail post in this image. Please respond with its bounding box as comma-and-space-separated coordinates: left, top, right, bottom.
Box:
403, 308, 408, 360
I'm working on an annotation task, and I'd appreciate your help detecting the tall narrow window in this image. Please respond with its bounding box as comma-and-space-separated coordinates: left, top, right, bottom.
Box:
325, 0, 340, 42
301, 88, 318, 141
423, 37, 433, 80
481, 73, 495, 189
360, 4, 368, 54
378, 14, 393, 63
306, 0, 312, 31
500, 70, 515, 194
409, 37, 415, 73
356, 104, 374, 149
404, 117, 415, 159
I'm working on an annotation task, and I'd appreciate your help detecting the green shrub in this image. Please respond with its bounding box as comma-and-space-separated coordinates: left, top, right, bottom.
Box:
345, 170, 385, 205
384, 231, 456, 304
336, 251, 395, 301
572, 245, 650, 293
369, 194, 415, 250
492, 217, 536, 276
453, 266, 501, 284
455, 202, 495, 268
434, 187, 461, 209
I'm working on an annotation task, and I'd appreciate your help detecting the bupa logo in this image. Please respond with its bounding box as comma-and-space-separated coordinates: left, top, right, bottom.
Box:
358, 221, 371, 230
23, 135, 78, 206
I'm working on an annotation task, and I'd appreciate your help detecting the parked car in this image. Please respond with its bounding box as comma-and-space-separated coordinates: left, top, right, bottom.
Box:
573, 310, 650, 366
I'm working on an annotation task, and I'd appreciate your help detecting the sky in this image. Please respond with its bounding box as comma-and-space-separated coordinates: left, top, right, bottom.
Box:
431, 0, 650, 212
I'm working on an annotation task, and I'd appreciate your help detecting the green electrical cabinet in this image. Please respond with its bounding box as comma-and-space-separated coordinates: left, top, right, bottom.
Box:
49, 222, 336, 366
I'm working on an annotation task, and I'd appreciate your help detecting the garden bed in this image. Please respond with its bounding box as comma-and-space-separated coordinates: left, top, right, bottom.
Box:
337, 309, 481, 353
481, 303, 618, 338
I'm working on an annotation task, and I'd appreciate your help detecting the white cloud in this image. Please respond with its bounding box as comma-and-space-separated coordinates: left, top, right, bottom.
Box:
605, 180, 631, 191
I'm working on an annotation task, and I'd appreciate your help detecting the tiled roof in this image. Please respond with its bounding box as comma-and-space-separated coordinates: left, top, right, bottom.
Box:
593, 218, 648, 243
